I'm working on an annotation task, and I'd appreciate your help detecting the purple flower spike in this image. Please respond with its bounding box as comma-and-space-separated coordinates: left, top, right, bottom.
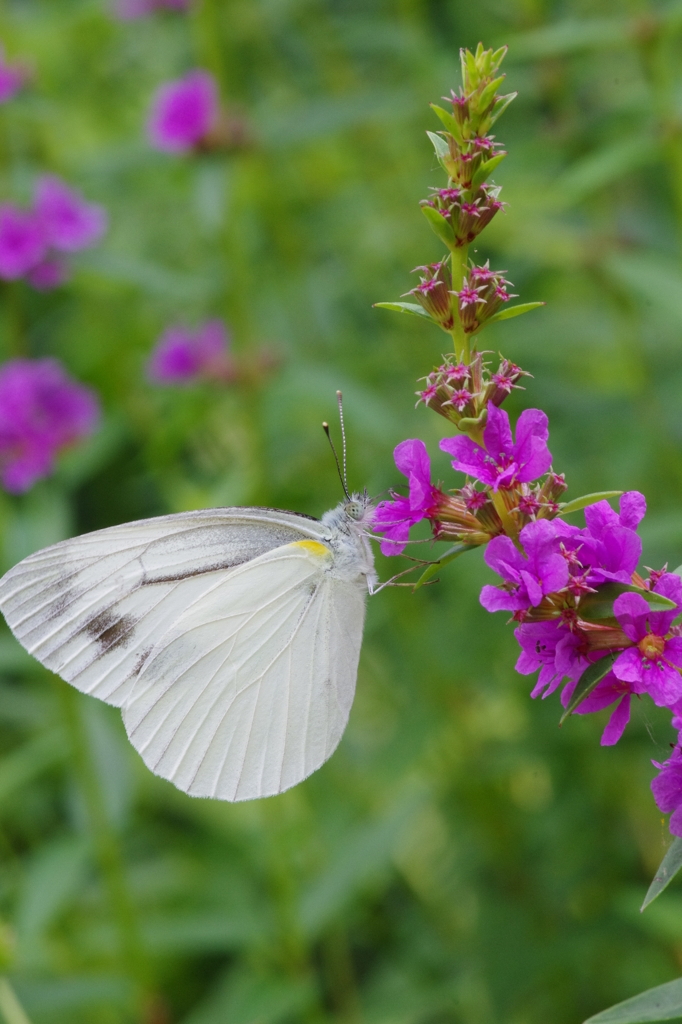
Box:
611, 574, 682, 707
148, 319, 232, 385
34, 176, 107, 253
441, 403, 552, 490
0, 359, 99, 493
0, 205, 46, 280
480, 518, 568, 612
147, 71, 218, 153
651, 749, 682, 836
373, 439, 439, 555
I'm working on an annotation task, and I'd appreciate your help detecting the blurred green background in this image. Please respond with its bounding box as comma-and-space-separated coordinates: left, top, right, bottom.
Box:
3, 1, 682, 1022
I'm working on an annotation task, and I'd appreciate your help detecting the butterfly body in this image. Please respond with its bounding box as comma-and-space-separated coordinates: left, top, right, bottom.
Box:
0, 493, 376, 800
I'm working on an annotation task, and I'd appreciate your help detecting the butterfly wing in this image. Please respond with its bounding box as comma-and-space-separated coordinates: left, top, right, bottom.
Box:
122, 540, 366, 800
0, 509, 366, 799
0, 508, 327, 708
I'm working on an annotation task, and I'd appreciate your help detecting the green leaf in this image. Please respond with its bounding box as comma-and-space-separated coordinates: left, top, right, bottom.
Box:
421, 204, 457, 249
429, 104, 461, 143
560, 655, 616, 724
579, 583, 676, 624
482, 302, 545, 327
641, 839, 682, 912
583, 977, 682, 1023
559, 491, 623, 515
471, 152, 507, 190
412, 544, 475, 591
426, 130, 450, 168
488, 92, 517, 127
373, 302, 434, 321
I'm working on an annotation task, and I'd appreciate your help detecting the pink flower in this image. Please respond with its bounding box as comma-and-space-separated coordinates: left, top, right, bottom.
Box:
440, 403, 552, 490
611, 574, 682, 707
147, 71, 218, 153
373, 439, 441, 555
480, 518, 569, 613
0, 205, 46, 279
34, 176, 107, 253
26, 258, 69, 291
0, 359, 99, 492
570, 675, 636, 746
148, 319, 232, 384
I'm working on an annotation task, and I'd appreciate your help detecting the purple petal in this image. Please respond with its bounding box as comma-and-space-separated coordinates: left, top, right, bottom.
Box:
484, 535, 525, 582
147, 70, 218, 153
482, 402, 513, 463
619, 491, 646, 530
519, 569, 543, 607
642, 662, 682, 708
393, 439, 433, 514
600, 695, 631, 746
513, 409, 552, 482
612, 647, 644, 685
479, 584, 524, 613
34, 175, 107, 252
613, 592, 651, 641
440, 434, 496, 486
665, 637, 682, 668
584, 499, 619, 540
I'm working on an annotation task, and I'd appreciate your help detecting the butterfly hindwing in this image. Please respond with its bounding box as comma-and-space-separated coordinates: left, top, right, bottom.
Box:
122, 540, 365, 800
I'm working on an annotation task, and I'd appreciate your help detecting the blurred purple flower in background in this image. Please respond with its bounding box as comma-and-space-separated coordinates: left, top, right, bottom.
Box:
0, 177, 107, 288
0, 206, 46, 279
148, 320, 233, 384
114, 0, 189, 17
0, 359, 99, 492
147, 71, 218, 153
0, 46, 26, 103
34, 175, 107, 253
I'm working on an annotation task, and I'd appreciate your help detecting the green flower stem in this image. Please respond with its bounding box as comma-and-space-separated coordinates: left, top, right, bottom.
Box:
0, 978, 32, 1024
57, 686, 152, 1008
449, 245, 469, 361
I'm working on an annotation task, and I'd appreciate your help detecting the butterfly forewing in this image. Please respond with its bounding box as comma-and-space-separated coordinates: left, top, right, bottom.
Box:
0, 507, 368, 800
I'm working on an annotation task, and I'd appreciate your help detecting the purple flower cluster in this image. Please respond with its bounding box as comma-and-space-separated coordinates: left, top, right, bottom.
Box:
0, 359, 99, 493
147, 71, 218, 153
0, 176, 107, 288
148, 319, 233, 385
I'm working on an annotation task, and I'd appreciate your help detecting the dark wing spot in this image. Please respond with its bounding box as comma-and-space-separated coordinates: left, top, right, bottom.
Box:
85, 608, 137, 653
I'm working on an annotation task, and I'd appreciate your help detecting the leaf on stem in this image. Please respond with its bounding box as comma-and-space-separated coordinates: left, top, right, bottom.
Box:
578, 583, 676, 624
373, 302, 434, 321
641, 838, 682, 912
412, 544, 475, 591
559, 491, 623, 515
429, 105, 462, 143
559, 655, 616, 724
426, 131, 450, 172
481, 302, 545, 327
421, 204, 457, 249
471, 153, 507, 190
582, 976, 682, 1023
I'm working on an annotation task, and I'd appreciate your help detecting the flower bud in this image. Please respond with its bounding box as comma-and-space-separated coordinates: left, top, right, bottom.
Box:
406, 260, 454, 328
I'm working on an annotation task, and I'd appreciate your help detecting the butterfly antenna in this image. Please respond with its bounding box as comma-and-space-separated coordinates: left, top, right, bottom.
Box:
336, 390, 349, 495
322, 420, 350, 500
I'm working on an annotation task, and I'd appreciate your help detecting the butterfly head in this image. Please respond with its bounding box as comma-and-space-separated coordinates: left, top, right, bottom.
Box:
343, 490, 374, 524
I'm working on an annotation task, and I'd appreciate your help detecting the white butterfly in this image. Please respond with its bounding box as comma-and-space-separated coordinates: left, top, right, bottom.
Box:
0, 493, 377, 801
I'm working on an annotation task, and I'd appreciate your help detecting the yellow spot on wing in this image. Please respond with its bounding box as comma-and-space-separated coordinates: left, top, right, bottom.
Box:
291, 540, 331, 559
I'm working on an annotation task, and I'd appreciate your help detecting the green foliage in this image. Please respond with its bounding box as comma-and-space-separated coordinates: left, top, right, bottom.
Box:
1, 1, 682, 1023
642, 839, 682, 912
